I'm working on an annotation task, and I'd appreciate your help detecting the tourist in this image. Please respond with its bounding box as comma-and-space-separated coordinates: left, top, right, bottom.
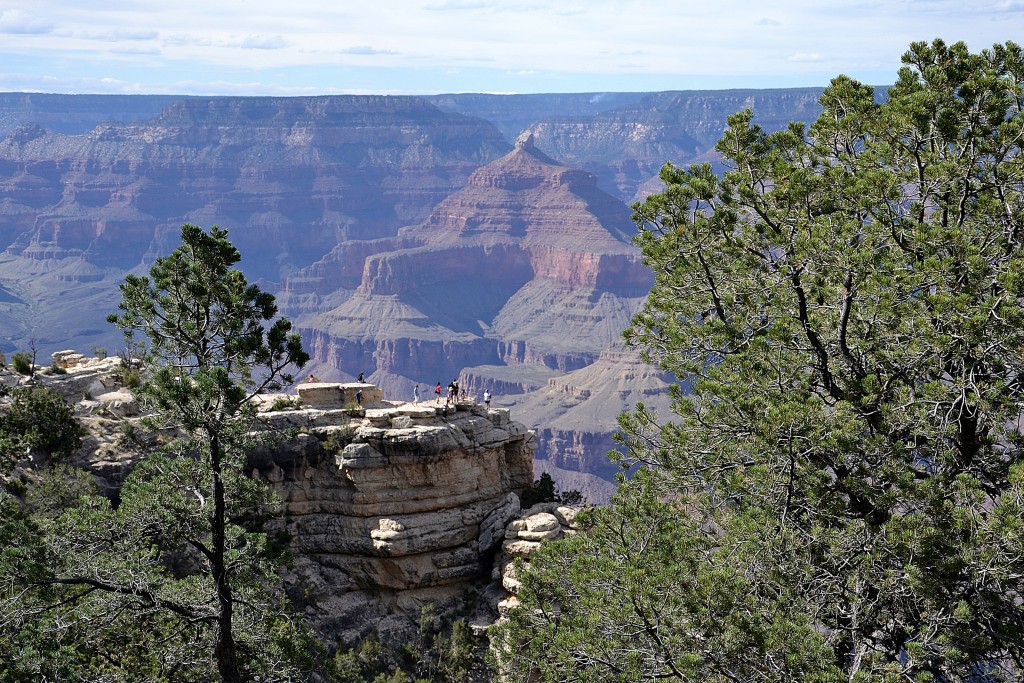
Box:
357, 371, 364, 382
413, 384, 420, 403
435, 382, 442, 404
483, 389, 491, 407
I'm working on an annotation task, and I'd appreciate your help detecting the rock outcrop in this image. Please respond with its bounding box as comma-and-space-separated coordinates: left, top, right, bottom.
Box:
246, 387, 535, 644
281, 135, 663, 500
9, 358, 541, 647
491, 502, 582, 620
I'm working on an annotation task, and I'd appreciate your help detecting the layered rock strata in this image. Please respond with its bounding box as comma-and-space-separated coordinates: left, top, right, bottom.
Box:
492, 502, 582, 619
8, 360, 541, 648
0, 95, 509, 355
251, 394, 534, 596
291, 132, 651, 395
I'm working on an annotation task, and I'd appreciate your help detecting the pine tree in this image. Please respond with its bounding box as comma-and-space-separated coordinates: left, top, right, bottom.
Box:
494, 39, 1024, 682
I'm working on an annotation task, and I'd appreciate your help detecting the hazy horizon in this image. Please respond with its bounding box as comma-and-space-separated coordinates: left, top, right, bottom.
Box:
0, 1, 1019, 97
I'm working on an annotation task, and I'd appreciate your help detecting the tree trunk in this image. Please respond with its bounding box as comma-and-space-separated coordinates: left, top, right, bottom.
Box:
210, 432, 241, 683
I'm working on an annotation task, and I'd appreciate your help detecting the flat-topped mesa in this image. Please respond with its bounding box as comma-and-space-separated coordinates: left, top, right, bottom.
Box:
250, 389, 535, 595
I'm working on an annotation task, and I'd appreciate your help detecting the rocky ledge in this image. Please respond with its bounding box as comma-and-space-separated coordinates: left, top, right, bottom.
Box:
492, 502, 581, 620
8, 355, 547, 648
252, 394, 535, 591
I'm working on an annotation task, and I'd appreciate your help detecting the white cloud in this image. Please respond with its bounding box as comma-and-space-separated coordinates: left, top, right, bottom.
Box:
162, 33, 213, 47
340, 46, 398, 55
0, 0, 1020, 95
80, 28, 159, 41
110, 46, 162, 55
423, 0, 494, 10
0, 9, 54, 34
240, 35, 288, 50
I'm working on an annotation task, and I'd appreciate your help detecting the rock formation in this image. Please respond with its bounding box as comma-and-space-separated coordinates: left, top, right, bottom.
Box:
283, 136, 663, 500
0, 95, 509, 355
498, 88, 827, 202
288, 130, 652, 394
491, 501, 582, 620
248, 386, 534, 644
6, 357, 539, 647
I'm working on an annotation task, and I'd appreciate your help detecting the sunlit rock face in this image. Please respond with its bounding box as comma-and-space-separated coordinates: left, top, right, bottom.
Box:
245, 391, 535, 646
251, 396, 533, 590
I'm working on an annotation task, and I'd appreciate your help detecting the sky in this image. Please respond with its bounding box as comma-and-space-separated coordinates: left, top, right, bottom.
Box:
0, 0, 1020, 96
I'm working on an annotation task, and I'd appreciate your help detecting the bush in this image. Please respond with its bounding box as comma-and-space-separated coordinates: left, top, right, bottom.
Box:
269, 396, 299, 412
519, 472, 584, 508
115, 365, 142, 389
11, 351, 32, 376
25, 463, 99, 515
322, 426, 356, 454
113, 347, 143, 388
0, 386, 84, 463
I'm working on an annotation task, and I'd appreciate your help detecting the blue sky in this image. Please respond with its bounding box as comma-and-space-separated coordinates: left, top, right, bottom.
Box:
0, 1, 1020, 95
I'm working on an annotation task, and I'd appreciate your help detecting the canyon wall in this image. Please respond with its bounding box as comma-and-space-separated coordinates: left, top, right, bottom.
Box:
0, 89, 825, 496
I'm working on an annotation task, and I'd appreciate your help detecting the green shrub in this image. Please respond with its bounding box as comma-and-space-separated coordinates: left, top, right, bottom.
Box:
322, 425, 357, 454
519, 472, 584, 508
26, 463, 99, 515
0, 386, 84, 463
11, 351, 32, 376
113, 347, 143, 388
2, 476, 27, 497
438, 619, 475, 682
118, 421, 151, 448
269, 396, 299, 411
45, 363, 67, 375
115, 365, 142, 389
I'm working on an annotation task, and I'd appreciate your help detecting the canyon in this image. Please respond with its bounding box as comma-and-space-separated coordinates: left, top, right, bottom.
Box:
0, 89, 824, 497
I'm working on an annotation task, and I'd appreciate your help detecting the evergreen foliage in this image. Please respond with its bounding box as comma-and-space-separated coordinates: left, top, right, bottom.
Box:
519, 472, 584, 508
0, 386, 83, 466
494, 39, 1024, 681
1, 225, 313, 682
